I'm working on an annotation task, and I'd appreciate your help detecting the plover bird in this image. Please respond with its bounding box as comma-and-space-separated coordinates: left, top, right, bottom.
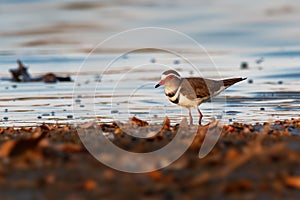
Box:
155, 70, 246, 125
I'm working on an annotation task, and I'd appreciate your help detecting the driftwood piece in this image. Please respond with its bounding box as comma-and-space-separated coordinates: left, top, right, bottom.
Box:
8, 60, 72, 83
9, 60, 32, 82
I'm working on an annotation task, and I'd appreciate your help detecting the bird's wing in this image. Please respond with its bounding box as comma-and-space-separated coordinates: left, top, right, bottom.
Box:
181, 78, 223, 99
183, 77, 247, 100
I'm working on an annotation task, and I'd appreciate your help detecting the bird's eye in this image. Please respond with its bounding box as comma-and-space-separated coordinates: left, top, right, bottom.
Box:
168, 76, 173, 80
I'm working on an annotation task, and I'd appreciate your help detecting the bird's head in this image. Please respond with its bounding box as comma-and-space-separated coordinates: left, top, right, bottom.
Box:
155, 70, 181, 88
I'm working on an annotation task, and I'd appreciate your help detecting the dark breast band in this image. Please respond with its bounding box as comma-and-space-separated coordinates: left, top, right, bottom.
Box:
169, 95, 179, 104
166, 92, 175, 97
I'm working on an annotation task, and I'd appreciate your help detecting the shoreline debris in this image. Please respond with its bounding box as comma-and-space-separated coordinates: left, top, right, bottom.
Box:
9, 60, 72, 83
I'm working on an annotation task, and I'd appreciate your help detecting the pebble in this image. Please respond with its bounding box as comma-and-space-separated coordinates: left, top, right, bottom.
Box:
95, 75, 102, 82
150, 58, 156, 63
111, 110, 118, 114
114, 128, 123, 134
4, 109, 8, 112
173, 60, 180, 65
240, 62, 249, 70
37, 116, 42, 119
82, 179, 97, 191
12, 85, 17, 88
260, 107, 265, 111
278, 81, 283, 84
3, 117, 8, 121
67, 115, 73, 119
255, 57, 264, 64
248, 79, 253, 84
285, 176, 300, 189
42, 113, 50, 116
51, 112, 55, 116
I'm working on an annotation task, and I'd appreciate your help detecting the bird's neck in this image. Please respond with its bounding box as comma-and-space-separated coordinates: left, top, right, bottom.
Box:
164, 79, 182, 97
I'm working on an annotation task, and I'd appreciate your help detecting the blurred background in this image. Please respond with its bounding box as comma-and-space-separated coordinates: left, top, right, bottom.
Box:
1, 0, 300, 54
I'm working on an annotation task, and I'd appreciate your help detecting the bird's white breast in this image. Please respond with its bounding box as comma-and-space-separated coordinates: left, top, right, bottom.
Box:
177, 94, 201, 108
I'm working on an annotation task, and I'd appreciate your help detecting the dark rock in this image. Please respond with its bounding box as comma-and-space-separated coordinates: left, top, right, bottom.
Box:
67, 115, 73, 119
240, 62, 249, 70
174, 60, 180, 65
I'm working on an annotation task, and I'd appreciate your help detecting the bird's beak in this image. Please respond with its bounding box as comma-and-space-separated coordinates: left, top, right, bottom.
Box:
155, 80, 164, 88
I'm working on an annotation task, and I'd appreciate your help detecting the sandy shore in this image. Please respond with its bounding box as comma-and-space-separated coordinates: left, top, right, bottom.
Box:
0, 118, 300, 199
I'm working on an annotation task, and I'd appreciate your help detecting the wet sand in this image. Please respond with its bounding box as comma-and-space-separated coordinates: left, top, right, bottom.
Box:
1, 1, 299, 126
0, 118, 300, 199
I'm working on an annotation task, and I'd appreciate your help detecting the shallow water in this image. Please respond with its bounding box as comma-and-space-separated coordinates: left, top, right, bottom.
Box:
0, 0, 299, 126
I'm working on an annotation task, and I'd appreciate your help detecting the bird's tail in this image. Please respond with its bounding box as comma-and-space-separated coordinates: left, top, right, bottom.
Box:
222, 77, 247, 87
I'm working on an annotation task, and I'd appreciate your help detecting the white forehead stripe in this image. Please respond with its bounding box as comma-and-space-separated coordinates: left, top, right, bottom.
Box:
161, 71, 181, 80
161, 74, 167, 80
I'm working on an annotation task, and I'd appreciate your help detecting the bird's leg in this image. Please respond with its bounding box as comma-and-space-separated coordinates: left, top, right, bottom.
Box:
188, 108, 193, 125
197, 107, 203, 125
